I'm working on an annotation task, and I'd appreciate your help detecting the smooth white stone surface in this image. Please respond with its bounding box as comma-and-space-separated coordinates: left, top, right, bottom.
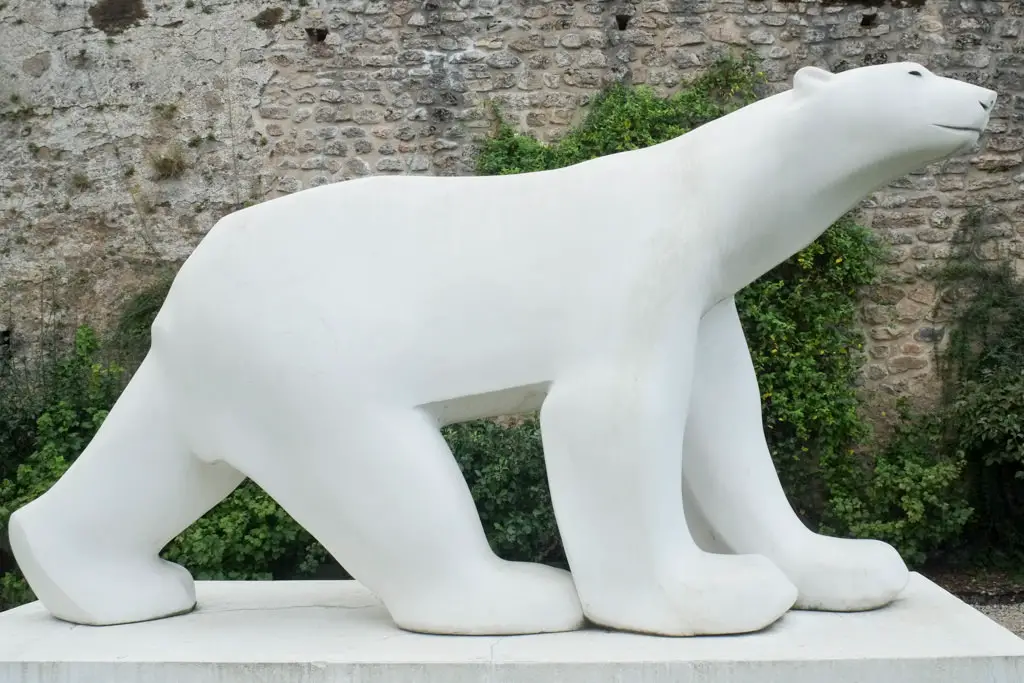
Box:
0, 573, 1021, 682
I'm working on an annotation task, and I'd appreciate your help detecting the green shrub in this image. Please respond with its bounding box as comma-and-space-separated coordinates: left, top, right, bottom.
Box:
111, 271, 176, 366
948, 369, 1024, 558
446, 417, 566, 567
825, 212, 1024, 568
0, 326, 127, 484
0, 327, 127, 609
0, 365, 48, 487
161, 481, 330, 581
737, 215, 884, 524
823, 403, 973, 567
928, 219, 1024, 563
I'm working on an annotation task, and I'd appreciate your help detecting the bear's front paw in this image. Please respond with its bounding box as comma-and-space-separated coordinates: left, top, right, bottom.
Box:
774, 533, 910, 612
577, 551, 798, 636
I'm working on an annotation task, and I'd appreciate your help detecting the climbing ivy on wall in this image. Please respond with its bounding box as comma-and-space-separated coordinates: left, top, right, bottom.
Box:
477, 53, 764, 175
905, 210, 1024, 565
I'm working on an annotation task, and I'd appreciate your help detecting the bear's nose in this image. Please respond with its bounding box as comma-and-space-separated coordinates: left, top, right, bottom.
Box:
980, 95, 996, 112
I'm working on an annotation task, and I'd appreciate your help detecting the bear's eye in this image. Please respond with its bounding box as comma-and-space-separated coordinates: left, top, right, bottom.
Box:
909, 70, 922, 77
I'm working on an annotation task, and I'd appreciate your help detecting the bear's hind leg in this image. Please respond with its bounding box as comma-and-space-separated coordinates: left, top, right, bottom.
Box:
681, 296, 909, 612
8, 354, 246, 625
234, 403, 584, 636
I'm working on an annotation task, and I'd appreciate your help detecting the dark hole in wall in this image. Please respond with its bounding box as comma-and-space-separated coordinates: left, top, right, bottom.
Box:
0, 328, 10, 366
431, 108, 454, 123
860, 12, 878, 27
305, 27, 329, 43
615, 15, 631, 30
88, 0, 148, 35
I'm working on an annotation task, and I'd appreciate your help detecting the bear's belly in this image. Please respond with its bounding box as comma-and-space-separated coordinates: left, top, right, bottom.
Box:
150, 259, 575, 429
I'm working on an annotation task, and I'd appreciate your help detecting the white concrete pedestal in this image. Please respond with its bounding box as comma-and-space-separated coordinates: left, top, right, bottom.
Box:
1, 572, 1021, 682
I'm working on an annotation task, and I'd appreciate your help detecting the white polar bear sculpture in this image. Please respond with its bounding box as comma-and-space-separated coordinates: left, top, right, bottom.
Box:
9, 62, 996, 637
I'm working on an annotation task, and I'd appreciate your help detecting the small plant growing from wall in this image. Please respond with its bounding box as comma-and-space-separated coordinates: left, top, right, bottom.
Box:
148, 144, 187, 180
88, 0, 148, 35
69, 172, 90, 192
152, 103, 178, 121
252, 7, 285, 29
1, 96, 35, 122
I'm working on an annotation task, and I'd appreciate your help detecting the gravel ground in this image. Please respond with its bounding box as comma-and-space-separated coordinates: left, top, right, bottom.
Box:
973, 603, 1024, 638
924, 569, 1024, 638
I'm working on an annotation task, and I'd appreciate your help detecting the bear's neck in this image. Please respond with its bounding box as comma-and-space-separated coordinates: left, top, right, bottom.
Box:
674, 94, 934, 306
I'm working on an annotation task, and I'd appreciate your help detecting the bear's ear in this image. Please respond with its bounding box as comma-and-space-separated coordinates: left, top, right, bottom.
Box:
793, 65, 834, 97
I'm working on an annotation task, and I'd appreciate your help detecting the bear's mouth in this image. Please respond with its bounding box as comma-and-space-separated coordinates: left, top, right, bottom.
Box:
933, 124, 982, 134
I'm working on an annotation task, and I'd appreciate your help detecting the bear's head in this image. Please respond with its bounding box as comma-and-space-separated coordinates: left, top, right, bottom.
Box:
791, 62, 996, 167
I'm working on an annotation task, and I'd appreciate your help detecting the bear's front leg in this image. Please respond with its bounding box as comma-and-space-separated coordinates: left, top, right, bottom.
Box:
539, 333, 798, 636
681, 296, 909, 612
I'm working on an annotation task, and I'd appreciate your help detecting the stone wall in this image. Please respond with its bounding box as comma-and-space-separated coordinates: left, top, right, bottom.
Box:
1, 0, 1022, 413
